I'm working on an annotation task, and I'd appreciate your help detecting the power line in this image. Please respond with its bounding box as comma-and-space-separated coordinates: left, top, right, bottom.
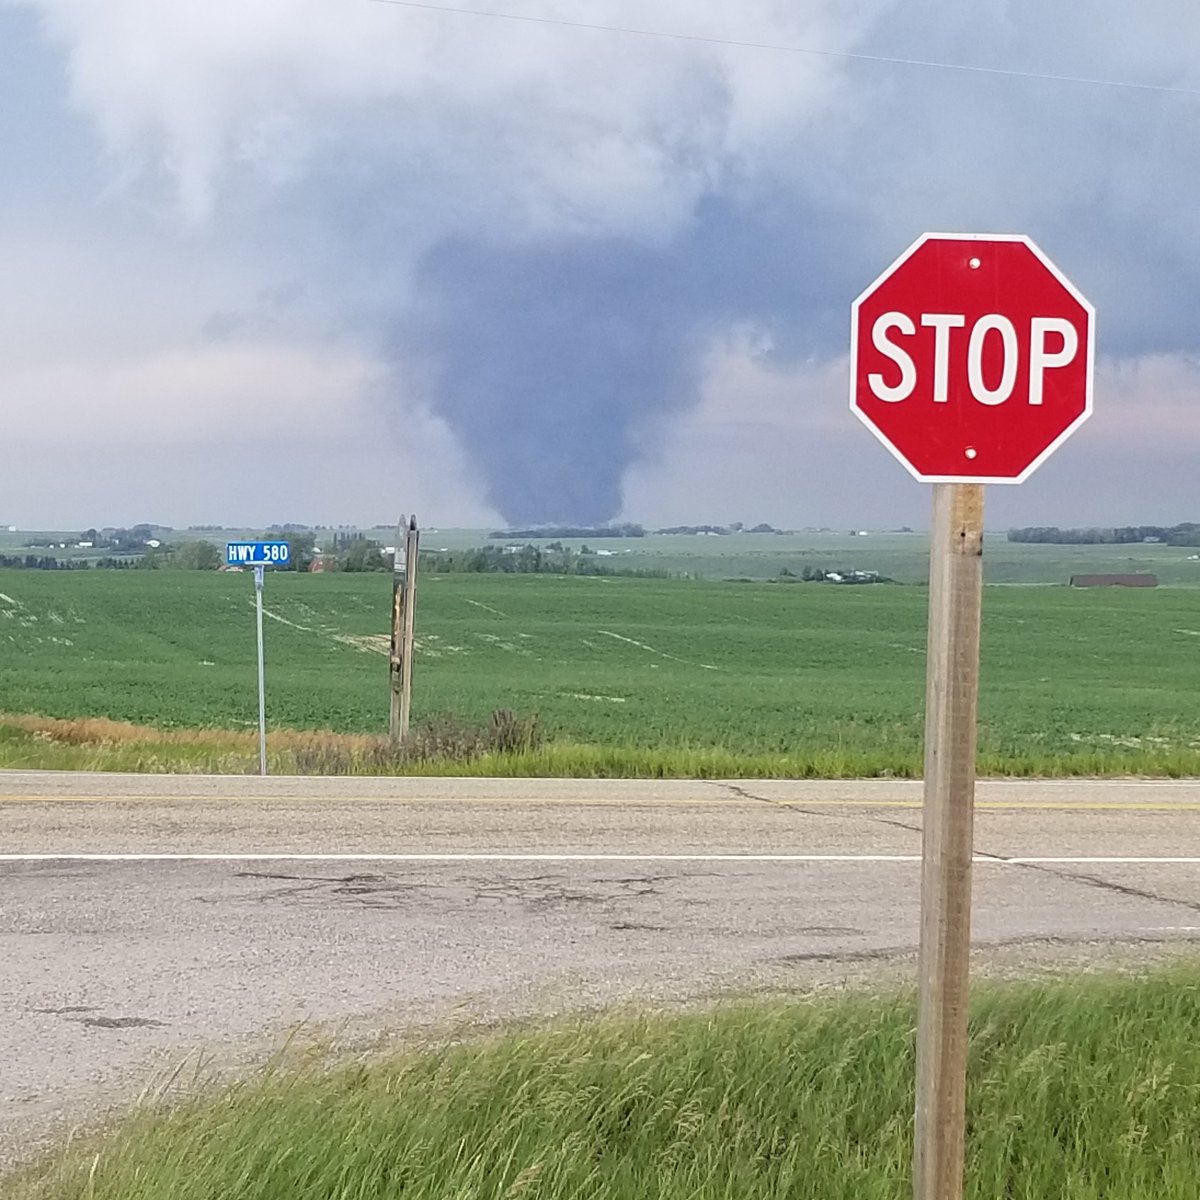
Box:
366, 0, 1200, 98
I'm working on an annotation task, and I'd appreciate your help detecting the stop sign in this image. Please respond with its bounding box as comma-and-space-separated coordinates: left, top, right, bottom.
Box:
850, 234, 1094, 482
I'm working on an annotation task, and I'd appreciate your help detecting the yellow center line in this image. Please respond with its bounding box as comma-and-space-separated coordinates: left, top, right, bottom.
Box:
0, 794, 1199, 811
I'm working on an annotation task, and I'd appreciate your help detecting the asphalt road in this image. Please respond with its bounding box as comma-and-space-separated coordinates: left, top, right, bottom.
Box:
2, 771, 1199, 1166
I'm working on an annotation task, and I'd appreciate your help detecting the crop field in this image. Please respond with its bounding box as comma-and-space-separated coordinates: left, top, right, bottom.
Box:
2, 566, 1200, 776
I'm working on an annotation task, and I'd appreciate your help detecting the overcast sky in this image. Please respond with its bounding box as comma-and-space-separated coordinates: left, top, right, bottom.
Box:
2, 1, 1198, 531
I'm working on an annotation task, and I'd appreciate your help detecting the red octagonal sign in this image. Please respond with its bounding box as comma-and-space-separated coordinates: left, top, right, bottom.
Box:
850, 233, 1094, 483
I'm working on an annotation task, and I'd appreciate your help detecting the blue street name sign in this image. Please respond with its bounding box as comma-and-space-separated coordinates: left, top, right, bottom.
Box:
225, 540, 291, 567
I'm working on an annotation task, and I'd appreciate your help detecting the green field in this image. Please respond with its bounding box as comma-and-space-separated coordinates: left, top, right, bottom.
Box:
2, 566, 1199, 775
8, 971, 1200, 1199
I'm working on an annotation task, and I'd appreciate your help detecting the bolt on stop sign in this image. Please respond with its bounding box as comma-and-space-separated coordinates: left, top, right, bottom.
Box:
850, 233, 1095, 482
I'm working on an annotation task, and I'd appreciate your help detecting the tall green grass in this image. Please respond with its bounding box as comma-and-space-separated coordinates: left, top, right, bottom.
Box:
5, 718, 1200, 778
8, 971, 1200, 1199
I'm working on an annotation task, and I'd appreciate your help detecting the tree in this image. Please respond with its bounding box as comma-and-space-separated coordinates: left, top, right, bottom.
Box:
175, 540, 221, 570
343, 539, 388, 572
134, 545, 169, 569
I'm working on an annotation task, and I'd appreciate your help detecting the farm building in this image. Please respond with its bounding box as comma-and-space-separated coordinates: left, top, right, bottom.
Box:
1069, 574, 1158, 588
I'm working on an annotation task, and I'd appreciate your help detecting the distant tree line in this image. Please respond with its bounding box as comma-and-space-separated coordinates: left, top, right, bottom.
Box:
89, 542, 215, 571
655, 523, 784, 535
247, 532, 389, 572
1008, 524, 1200, 546
776, 566, 892, 584
425, 544, 670, 578
21, 525, 167, 553
0, 555, 91, 570
339, 540, 389, 571
486, 521, 790, 539
489, 523, 646, 540
0, 554, 159, 570
0, 531, 398, 574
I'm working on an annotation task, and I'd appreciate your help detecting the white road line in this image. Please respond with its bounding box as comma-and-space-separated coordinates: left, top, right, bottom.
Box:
1, 853, 1198, 864
1005, 857, 1200, 865
1, 853, 920, 863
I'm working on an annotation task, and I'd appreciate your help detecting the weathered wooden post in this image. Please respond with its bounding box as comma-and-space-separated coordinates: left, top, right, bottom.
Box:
389, 514, 420, 744
913, 482, 983, 1198
400, 516, 419, 738
389, 515, 407, 743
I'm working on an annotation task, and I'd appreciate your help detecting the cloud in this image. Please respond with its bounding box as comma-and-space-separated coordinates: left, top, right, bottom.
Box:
6, 0, 1200, 527
622, 336, 1200, 529
17, 0, 875, 232
0, 334, 495, 528
1095, 353, 1200, 447
2, 340, 378, 442
620, 334, 855, 526
10, 0, 893, 523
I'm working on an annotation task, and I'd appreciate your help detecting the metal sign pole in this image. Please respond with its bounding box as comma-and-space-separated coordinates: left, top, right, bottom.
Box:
254, 563, 267, 777
226, 541, 289, 776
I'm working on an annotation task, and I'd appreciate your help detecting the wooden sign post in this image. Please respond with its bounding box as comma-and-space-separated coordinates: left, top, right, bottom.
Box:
401, 517, 420, 735
850, 235, 1095, 1200
913, 483, 983, 1200
389, 514, 420, 744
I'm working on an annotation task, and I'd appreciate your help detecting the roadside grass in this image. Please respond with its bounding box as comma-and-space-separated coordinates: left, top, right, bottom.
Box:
4, 714, 1200, 778
2, 710, 1200, 777
6, 970, 1200, 1199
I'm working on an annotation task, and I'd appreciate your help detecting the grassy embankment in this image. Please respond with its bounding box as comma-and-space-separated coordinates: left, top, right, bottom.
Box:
2, 568, 1199, 777
6, 970, 1199, 1199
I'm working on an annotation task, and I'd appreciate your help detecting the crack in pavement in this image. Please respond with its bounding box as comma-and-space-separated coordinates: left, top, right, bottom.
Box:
873, 816, 925, 835
230, 868, 728, 913
77, 1015, 167, 1030
711, 784, 1199, 917
960, 839, 1200, 916
711, 781, 925, 837
715, 782, 818, 814
775, 928, 1200, 968
986, 857, 1200, 916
